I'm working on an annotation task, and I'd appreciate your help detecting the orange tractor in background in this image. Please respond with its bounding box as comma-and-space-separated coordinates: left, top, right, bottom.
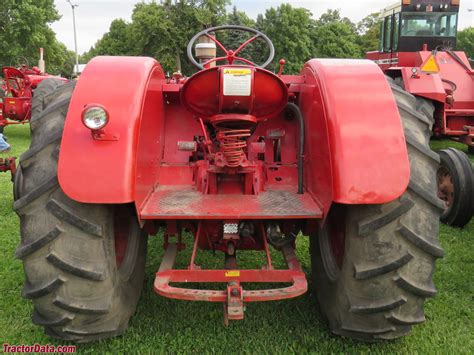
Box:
367, 0, 473, 227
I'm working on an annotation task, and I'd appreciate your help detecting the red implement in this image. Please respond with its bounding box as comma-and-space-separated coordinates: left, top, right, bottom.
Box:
0, 157, 16, 179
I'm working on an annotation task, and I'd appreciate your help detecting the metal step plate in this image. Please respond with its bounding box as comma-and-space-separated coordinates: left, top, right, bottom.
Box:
140, 186, 322, 220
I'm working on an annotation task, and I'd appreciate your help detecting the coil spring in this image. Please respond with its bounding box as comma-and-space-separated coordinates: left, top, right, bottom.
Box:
216, 128, 252, 167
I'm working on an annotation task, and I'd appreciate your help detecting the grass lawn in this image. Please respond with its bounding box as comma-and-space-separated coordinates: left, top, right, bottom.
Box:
0, 124, 473, 354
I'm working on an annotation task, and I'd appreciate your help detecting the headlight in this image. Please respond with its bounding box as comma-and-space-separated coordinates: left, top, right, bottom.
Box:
82, 104, 109, 130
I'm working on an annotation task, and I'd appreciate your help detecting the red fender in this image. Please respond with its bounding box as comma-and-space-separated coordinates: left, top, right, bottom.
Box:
58, 56, 166, 205
300, 59, 410, 208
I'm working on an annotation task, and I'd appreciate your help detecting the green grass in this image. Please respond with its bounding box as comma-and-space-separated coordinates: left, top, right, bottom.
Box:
0, 124, 473, 354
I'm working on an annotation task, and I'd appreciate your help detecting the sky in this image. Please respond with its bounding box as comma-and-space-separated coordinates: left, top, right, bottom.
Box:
51, 0, 474, 54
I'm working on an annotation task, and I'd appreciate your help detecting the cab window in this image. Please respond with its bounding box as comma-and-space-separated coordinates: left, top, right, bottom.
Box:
384, 15, 392, 52
393, 13, 400, 50
401, 12, 458, 37
379, 20, 385, 52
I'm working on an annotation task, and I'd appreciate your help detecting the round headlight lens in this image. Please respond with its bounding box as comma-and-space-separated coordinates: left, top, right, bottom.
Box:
82, 105, 109, 130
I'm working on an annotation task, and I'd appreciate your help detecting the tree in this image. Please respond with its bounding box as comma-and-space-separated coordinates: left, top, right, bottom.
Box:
82, 3, 384, 73
0, 0, 72, 75
217, 6, 263, 65
312, 9, 362, 59
457, 27, 474, 59
195, 0, 230, 26
357, 12, 381, 53
316, 9, 354, 29
259, 4, 316, 73
82, 19, 133, 62
46, 41, 75, 77
313, 22, 363, 58
162, 0, 230, 74
84, 0, 230, 75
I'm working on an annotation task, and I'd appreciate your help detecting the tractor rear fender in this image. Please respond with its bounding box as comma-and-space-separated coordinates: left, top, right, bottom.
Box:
299, 59, 410, 215
58, 56, 166, 206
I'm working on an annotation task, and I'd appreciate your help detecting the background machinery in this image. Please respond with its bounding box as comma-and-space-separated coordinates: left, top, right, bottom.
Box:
367, 0, 474, 227
0, 49, 67, 133
13, 25, 444, 342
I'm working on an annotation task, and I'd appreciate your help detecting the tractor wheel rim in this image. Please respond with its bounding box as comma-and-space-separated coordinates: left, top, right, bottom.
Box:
437, 166, 454, 212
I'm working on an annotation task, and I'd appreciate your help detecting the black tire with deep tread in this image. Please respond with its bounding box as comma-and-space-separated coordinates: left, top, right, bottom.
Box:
310, 77, 444, 342
31, 78, 66, 121
438, 148, 474, 227
14, 81, 147, 343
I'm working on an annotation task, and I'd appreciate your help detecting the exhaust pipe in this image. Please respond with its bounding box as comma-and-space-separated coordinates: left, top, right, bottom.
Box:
38, 48, 45, 73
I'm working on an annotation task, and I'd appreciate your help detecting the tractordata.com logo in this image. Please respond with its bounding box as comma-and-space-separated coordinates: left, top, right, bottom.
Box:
3, 343, 76, 353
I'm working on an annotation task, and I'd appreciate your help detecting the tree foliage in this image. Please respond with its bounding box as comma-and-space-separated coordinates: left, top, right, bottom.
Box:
316, 9, 354, 29
0, 0, 74, 76
357, 12, 381, 52
83, 4, 375, 74
8, 0, 471, 78
82, 19, 133, 62
83, 0, 230, 74
219, 6, 260, 65
313, 22, 362, 58
312, 9, 362, 59
257, 4, 316, 73
457, 27, 474, 59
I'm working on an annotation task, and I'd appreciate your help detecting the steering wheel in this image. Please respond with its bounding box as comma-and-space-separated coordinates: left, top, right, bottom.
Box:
187, 25, 275, 70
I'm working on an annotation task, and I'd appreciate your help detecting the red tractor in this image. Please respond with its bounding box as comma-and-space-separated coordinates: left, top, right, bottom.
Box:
0, 157, 16, 180
367, 0, 474, 227
13, 26, 444, 343
0, 63, 67, 133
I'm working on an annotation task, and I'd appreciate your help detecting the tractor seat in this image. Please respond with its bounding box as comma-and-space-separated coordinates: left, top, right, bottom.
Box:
181, 66, 288, 121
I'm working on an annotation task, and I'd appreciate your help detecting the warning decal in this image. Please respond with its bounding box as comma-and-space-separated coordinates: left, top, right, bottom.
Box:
225, 270, 240, 277
223, 68, 252, 97
420, 55, 440, 74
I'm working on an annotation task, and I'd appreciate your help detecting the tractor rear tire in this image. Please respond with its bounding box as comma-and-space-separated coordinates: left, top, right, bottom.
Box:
14, 81, 147, 343
310, 77, 444, 341
438, 148, 474, 227
31, 78, 66, 121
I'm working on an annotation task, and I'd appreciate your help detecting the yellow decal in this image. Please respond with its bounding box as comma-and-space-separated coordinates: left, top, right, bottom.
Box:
8, 101, 15, 104
223, 68, 251, 76
225, 270, 240, 277
421, 55, 440, 74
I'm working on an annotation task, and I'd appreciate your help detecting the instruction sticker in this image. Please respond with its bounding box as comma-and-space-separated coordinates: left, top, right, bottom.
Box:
223, 68, 252, 96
